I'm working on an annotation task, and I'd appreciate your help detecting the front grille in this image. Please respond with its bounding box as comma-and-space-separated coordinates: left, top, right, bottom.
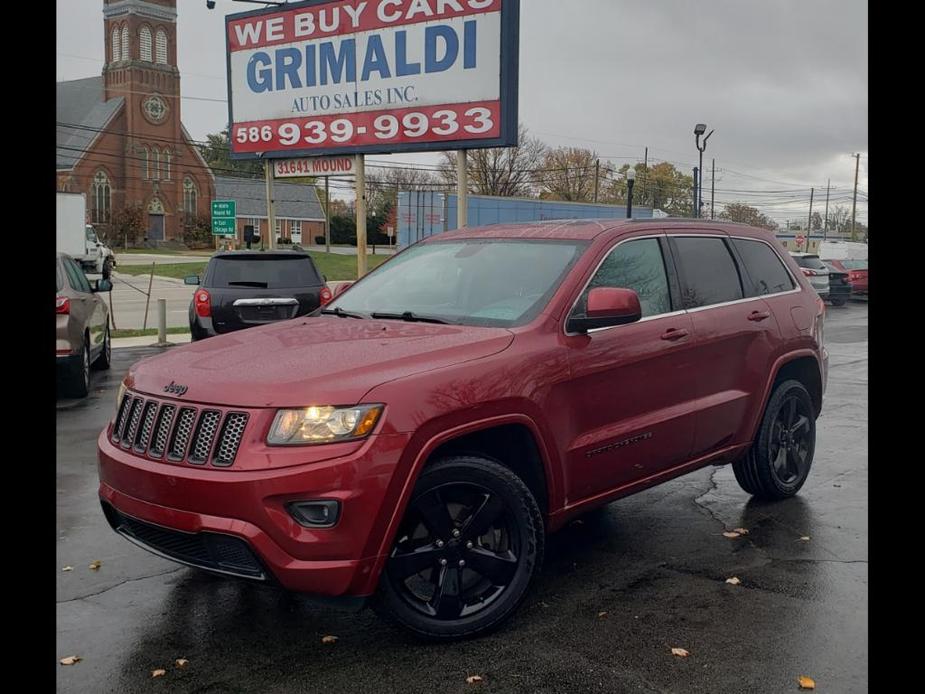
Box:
110, 392, 249, 468
189, 410, 221, 464
168, 407, 197, 461
214, 413, 248, 467
103, 503, 265, 580
134, 401, 158, 452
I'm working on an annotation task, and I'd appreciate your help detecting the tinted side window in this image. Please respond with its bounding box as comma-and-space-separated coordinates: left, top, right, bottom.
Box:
672, 237, 743, 309
732, 239, 795, 296
574, 238, 671, 318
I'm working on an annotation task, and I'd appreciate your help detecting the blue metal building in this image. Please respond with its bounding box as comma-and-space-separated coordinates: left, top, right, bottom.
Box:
396, 192, 656, 248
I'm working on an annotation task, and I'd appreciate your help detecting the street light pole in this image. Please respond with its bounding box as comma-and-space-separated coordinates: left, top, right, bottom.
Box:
626, 169, 636, 219
694, 124, 714, 218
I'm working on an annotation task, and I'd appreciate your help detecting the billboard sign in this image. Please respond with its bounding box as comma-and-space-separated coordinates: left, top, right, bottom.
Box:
225, 0, 519, 159
274, 155, 357, 178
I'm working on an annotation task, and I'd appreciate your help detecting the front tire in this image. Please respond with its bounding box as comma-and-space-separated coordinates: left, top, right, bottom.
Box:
830, 297, 846, 307
733, 379, 816, 500
374, 456, 544, 640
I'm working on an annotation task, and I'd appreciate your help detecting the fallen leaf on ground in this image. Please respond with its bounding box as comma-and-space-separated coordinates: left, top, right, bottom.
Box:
321, 635, 338, 644
466, 675, 483, 684
725, 577, 741, 585
733, 528, 749, 535
722, 531, 741, 539
798, 675, 816, 689
175, 659, 189, 668
671, 648, 690, 657
60, 656, 81, 666
88, 560, 102, 571
597, 611, 608, 618
799, 536, 811, 542
61, 566, 73, 572
151, 669, 166, 678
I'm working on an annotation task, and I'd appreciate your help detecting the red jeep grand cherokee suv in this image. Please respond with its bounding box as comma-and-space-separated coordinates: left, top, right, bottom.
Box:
98, 220, 827, 640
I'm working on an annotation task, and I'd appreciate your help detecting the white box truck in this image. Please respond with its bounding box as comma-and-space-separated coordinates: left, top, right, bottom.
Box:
56, 192, 115, 275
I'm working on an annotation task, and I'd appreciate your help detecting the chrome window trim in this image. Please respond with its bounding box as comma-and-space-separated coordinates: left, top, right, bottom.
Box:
562, 231, 805, 337
232, 298, 299, 307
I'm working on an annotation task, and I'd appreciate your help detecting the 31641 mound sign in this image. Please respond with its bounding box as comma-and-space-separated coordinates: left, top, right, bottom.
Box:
211, 200, 237, 236
225, 0, 519, 159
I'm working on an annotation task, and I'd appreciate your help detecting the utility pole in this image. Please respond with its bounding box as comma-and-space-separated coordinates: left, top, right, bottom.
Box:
264, 160, 276, 250
807, 187, 814, 240
355, 154, 367, 278
324, 177, 331, 253
692, 167, 699, 218
457, 150, 468, 228
850, 153, 860, 241
593, 160, 600, 203
823, 179, 830, 241
642, 147, 648, 206
710, 158, 715, 219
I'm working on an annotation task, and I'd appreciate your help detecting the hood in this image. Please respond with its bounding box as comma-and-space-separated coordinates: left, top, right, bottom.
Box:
128, 316, 515, 407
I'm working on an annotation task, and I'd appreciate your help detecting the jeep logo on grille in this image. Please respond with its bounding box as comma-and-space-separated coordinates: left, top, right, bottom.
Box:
163, 381, 188, 396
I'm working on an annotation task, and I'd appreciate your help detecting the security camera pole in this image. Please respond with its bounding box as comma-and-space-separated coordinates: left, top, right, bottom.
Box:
694, 123, 714, 218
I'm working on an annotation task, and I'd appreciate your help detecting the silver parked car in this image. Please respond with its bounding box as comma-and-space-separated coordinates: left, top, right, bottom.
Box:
789, 253, 829, 300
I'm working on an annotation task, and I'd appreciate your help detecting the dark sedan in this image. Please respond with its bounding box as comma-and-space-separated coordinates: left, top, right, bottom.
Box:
185, 250, 332, 340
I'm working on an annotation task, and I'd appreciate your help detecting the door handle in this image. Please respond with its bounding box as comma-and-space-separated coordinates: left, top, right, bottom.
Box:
747, 310, 771, 322
660, 328, 689, 341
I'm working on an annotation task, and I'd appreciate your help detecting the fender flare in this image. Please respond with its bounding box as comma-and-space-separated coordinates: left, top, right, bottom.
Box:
744, 349, 824, 442
362, 412, 560, 591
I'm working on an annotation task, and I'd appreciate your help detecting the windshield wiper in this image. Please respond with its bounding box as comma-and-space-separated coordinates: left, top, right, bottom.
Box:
321, 307, 367, 319
370, 311, 455, 325
228, 281, 269, 288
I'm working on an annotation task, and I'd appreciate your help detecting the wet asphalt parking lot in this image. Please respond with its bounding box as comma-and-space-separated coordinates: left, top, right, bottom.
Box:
56, 302, 867, 693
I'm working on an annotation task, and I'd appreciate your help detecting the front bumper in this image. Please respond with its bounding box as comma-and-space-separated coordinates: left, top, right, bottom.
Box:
97, 427, 412, 597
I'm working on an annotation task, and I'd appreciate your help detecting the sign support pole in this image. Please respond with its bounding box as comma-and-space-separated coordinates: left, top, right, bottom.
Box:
265, 161, 276, 250
457, 150, 468, 228
356, 154, 368, 278
325, 176, 331, 254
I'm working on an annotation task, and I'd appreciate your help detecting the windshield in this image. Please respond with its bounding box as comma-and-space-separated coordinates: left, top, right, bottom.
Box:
329, 239, 588, 327
209, 255, 322, 289
841, 259, 868, 270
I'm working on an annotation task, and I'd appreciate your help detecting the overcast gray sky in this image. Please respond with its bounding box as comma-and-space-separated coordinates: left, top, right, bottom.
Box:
56, 0, 867, 225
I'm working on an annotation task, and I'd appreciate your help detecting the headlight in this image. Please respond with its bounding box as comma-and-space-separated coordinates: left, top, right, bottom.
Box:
267, 404, 383, 445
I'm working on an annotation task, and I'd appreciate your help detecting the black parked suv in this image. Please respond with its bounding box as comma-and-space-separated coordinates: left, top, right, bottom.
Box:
185, 250, 332, 340
823, 261, 851, 306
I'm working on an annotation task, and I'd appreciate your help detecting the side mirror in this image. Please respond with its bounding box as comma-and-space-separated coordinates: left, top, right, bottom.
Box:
568, 287, 642, 333
184, 275, 200, 285
333, 281, 353, 297
94, 278, 113, 293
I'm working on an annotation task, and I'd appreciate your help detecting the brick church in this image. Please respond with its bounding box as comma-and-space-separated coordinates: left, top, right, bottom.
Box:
56, 0, 214, 243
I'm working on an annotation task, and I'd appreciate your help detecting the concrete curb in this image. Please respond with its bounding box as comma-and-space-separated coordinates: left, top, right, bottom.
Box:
112, 271, 189, 287
113, 333, 191, 349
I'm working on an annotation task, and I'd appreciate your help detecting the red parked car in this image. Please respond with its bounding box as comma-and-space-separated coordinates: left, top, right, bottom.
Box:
825, 258, 868, 296
98, 219, 827, 640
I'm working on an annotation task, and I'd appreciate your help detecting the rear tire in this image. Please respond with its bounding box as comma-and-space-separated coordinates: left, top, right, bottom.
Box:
60, 336, 90, 398
374, 456, 544, 641
830, 297, 846, 307
733, 379, 816, 500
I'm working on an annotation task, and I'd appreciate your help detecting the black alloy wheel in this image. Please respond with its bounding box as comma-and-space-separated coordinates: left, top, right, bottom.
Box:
375, 457, 543, 640
733, 379, 816, 500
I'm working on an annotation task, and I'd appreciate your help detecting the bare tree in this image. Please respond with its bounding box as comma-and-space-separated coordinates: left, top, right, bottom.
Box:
364, 165, 436, 215
539, 147, 599, 202
438, 124, 546, 197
